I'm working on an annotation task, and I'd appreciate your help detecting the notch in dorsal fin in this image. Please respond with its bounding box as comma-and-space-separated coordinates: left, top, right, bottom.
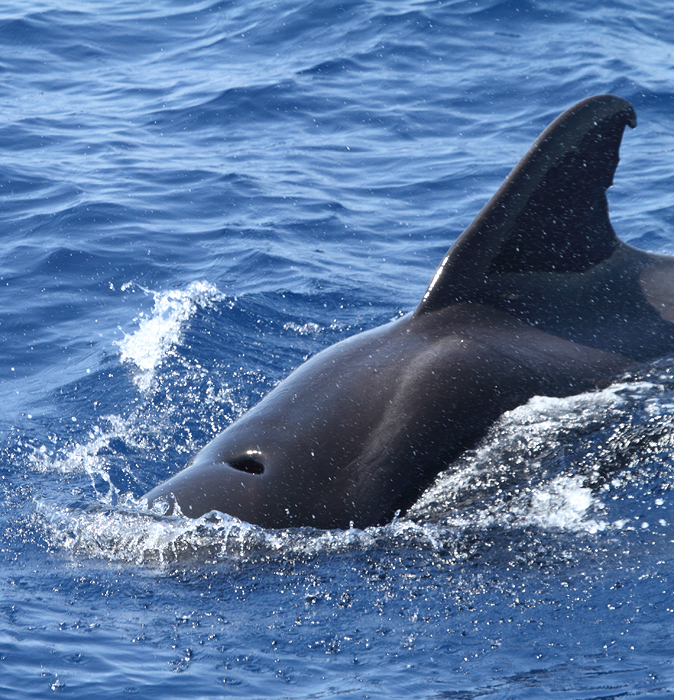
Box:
417, 95, 637, 314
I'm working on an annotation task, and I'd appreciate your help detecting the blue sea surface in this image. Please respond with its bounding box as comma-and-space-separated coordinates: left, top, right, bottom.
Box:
3, 0, 674, 697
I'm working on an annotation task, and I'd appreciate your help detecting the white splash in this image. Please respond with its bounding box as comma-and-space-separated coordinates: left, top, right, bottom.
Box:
283, 321, 322, 335
117, 281, 224, 391
511, 475, 607, 533
33, 497, 447, 565
28, 415, 140, 504
407, 382, 655, 532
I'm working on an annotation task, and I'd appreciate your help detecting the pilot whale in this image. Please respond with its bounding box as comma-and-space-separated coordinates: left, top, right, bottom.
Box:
144, 94, 674, 529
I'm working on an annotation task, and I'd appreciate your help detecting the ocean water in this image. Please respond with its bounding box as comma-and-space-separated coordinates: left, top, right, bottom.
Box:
3, 0, 674, 697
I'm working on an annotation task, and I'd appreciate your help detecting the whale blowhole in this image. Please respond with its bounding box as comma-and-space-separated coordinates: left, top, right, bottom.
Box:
228, 456, 265, 475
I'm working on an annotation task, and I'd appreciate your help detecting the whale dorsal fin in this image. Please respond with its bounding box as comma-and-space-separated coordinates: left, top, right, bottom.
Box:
417, 95, 637, 314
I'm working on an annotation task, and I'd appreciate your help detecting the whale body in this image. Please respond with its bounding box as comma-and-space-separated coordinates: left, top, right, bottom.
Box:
144, 95, 674, 529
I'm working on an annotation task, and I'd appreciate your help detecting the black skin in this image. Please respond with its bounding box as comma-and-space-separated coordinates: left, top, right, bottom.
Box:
144, 95, 674, 529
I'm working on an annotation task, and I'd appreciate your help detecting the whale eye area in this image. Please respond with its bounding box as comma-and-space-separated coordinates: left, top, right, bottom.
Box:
228, 456, 265, 475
